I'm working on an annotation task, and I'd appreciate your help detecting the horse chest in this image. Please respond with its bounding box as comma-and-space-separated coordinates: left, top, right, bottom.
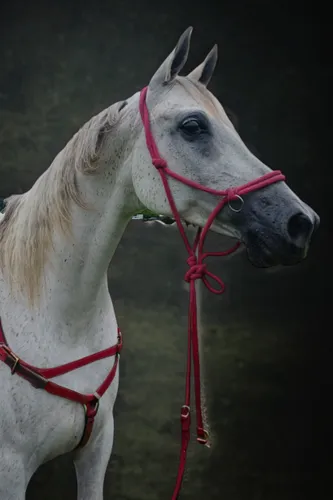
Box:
0, 350, 118, 464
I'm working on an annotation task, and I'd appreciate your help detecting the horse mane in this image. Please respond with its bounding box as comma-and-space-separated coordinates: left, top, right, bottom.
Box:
0, 104, 119, 306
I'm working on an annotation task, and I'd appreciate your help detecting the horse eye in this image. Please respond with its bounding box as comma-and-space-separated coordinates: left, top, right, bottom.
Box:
180, 119, 202, 135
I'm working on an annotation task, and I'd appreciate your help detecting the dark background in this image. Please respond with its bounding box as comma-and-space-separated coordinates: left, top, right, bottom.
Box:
0, 1, 331, 499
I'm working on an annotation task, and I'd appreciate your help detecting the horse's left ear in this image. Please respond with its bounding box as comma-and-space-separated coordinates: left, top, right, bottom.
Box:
149, 27, 193, 88
187, 44, 218, 87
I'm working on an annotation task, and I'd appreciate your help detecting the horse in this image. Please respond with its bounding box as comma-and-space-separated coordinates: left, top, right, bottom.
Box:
0, 27, 319, 500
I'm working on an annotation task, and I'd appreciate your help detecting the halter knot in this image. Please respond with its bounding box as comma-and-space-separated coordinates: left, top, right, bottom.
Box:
225, 187, 238, 202
152, 158, 167, 169
185, 256, 207, 283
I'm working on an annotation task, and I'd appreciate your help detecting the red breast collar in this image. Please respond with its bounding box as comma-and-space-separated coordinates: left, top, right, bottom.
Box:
0, 318, 122, 448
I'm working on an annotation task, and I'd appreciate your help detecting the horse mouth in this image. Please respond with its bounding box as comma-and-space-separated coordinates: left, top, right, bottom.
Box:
156, 216, 304, 269
155, 216, 304, 269
245, 241, 279, 268
244, 233, 306, 268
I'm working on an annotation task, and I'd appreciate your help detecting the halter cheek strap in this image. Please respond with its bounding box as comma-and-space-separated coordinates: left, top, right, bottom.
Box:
139, 85, 285, 499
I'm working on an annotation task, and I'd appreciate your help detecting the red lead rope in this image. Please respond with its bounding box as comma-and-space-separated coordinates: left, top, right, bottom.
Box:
139, 86, 285, 499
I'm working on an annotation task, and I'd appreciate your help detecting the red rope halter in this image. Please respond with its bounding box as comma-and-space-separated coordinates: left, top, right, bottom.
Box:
139, 85, 285, 499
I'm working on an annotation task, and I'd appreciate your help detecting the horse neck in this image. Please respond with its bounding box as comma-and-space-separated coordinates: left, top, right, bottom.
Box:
1, 104, 143, 349
43, 153, 139, 331
48, 182, 130, 312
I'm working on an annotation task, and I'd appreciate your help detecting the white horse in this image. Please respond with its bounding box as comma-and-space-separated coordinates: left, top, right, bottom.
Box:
0, 27, 319, 500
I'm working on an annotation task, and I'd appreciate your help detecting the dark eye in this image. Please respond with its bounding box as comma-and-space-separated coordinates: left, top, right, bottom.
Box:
181, 118, 201, 135
178, 113, 210, 141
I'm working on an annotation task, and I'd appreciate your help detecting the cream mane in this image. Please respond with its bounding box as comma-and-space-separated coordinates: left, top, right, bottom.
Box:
0, 104, 119, 306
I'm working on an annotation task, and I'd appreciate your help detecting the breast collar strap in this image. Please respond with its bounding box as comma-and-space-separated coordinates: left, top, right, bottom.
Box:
0, 318, 122, 449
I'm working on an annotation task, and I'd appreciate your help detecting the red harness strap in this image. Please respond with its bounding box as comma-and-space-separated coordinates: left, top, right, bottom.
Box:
139, 85, 285, 498
0, 318, 122, 448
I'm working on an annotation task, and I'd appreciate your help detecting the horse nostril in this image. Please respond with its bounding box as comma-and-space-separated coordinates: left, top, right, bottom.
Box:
287, 212, 313, 244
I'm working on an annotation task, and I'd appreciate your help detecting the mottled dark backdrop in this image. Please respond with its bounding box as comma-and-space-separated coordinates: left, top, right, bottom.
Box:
0, 1, 331, 499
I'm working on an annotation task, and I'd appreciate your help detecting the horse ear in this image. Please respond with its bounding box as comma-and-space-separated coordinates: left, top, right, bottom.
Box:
149, 27, 193, 88
187, 44, 218, 87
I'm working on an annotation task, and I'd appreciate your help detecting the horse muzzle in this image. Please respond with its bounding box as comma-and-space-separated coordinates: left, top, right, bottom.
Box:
232, 187, 320, 268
